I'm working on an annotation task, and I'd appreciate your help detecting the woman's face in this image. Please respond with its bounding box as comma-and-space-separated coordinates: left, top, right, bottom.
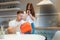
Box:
26, 10, 31, 15
28, 5, 31, 10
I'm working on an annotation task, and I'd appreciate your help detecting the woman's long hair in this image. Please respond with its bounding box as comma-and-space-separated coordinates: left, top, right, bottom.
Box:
26, 3, 35, 17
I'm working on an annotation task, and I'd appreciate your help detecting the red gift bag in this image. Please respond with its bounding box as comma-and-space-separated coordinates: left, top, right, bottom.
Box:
20, 22, 32, 33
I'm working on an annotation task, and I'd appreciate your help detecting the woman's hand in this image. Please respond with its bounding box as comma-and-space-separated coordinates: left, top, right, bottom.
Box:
26, 10, 35, 20
27, 10, 31, 15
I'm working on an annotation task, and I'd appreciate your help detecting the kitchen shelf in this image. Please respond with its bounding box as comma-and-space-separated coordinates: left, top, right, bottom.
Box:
35, 27, 60, 30
0, 8, 20, 11
0, 1, 20, 5
0, 15, 16, 18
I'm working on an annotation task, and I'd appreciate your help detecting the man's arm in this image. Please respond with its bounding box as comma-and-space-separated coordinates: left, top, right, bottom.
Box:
7, 21, 18, 33
7, 26, 16, 33
7, 25, 19, 33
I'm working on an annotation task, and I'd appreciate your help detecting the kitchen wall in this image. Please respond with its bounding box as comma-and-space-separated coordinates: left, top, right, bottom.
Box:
0, 0, 59, 27
0, 11, 16, 27
55, 0, 60, 25
20, 0, 56, 13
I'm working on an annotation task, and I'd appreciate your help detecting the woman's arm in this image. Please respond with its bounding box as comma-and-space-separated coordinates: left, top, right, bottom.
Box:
29, 14, 35, 21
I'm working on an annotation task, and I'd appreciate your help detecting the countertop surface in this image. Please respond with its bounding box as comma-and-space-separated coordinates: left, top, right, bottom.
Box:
0, 34, 45, 40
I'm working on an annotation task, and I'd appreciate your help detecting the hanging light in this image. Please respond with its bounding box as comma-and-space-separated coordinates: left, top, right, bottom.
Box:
37, 0, 53, 6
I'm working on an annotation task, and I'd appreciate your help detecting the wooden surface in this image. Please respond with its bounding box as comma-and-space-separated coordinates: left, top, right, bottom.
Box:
35, 27, 60, 30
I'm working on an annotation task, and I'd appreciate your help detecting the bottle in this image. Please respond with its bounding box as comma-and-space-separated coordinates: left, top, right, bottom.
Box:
0, 25, 5, 39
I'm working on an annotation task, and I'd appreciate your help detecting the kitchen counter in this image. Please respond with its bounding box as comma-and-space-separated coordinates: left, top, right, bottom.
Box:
0, 34, 45, 40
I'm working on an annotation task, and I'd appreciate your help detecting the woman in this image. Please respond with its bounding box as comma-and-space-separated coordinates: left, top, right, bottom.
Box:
25, 3, 35, 34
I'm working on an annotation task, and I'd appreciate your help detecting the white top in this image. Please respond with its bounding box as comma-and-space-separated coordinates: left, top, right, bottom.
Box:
9, 19, 26, 34
26, 15, 34, 23
24, 11, 34, 23
24, 11, 35, 23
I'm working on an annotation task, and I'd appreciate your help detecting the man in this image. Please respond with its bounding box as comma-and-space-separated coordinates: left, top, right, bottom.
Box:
7, 10, 24, 34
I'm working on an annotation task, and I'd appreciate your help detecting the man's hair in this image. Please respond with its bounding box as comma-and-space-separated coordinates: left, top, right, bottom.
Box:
17, 10, 24, 14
